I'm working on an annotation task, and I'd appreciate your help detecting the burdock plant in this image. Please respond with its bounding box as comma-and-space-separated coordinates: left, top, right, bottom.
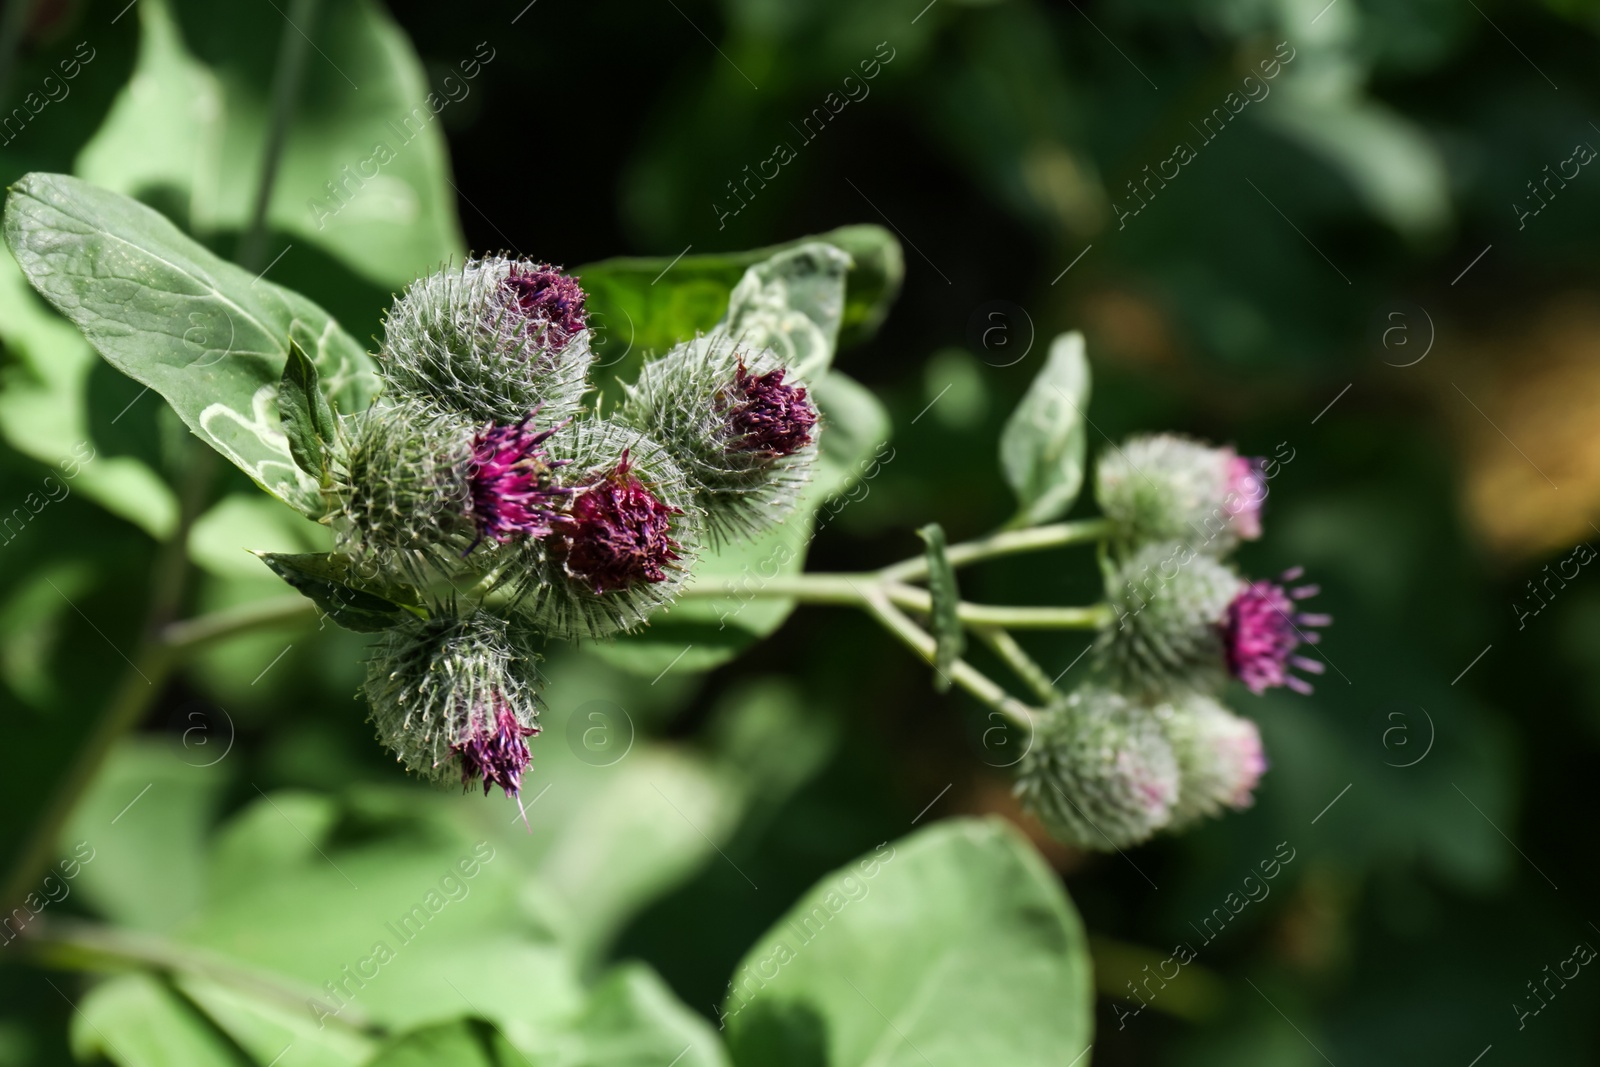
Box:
4, 170, 1331, 851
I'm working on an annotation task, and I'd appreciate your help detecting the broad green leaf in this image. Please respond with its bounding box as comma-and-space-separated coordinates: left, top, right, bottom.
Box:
256, 551, 424, 633
184, 789, 584, 1047
278, 340, 337, 483
75, 0, 464, 289
367, 966, 730, 1067
531, 750, 743, 964
717, 243, 851, 380
4, 172, 380, 514
71, 973, 249, 1067
541, 964, 731, 1067
999, 331, 1090, 528
177, 975, 379, 1067
595, 370, 892, 676
722, 818, 1094, 1067
918, 523, 963, 692
64, 738, 230, 932
367, 1019, 525, 1067
578, 225, 902, 393
0, 241, 177, 537
188, 494, 331, 581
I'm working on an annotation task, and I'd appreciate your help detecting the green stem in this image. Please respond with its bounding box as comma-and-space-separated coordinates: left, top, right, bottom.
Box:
856, 589, 1038, 730
17, 918, 382, 1036
678, 573, 1110, 631
879, 517, 1114, 583
972, 627, 1060, 706
161, 594, 318, 654
237, 0, 320, 272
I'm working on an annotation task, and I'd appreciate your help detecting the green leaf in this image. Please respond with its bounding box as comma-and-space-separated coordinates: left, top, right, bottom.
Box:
366, 1019, 525, 1067
530, 750, 743, 964
189, 494, 331, 581
3, 172, 380, 515
72, 973, 250, 1067
256, 551, 424, 633
277, 339, 337, 483
0, 242, 178, 538
999, 331, 1090, 528
65, 738, 230, 932
186, 789, 585, 1044
545, 964, 731, 1067
722, 818, 1094, 1067
917, 523, 964, 693
578, 225, 901, 394
176, 975, 378, 1067
595, 369, 892, 676
717, 242, 852, 381
75, 0, 464, 289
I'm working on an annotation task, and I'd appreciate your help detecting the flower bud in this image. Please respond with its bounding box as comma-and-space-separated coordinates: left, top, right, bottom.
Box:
1157, 693, 1266, 830
331, 399, 569, 585
1096, 434, 1267, 554
379, 257, 594, 424
516, 419, 702, 640
1097, 540, 1242, 696
622, 337, 819, 542
1015, 685, 1179, 850
364, 610, 542, 797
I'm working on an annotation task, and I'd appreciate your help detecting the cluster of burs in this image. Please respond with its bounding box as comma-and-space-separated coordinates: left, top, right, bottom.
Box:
1016, 435, 1330, 850
330, 258, 820, 800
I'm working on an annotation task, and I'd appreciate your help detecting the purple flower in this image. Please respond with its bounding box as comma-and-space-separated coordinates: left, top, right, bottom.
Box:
724, 359, 817, 457
551, 451, 682, 594
1223, 452, 1267, 540
452, 694, 540, 798
502, 265, 588, 349
1221, 567, 1331, 694
467, 416, 570, 550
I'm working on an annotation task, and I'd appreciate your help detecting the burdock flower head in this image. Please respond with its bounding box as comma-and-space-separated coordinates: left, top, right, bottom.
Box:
1015, 685, 1180, 850
364, 611, 543, 801
466, 415, 570, 550
1159, 693, 1267, 830
1096, 434, 1267, 554
622, 337, 819, 541
556, 451, 681, 593
378, 256, 595, 425
726, 358, 818, 457
1222, 567, 1330, 694
518, 419, 701, 640
1097, 540, 1243, 696
501, 263, 587, 350
331, 399, 567, 585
